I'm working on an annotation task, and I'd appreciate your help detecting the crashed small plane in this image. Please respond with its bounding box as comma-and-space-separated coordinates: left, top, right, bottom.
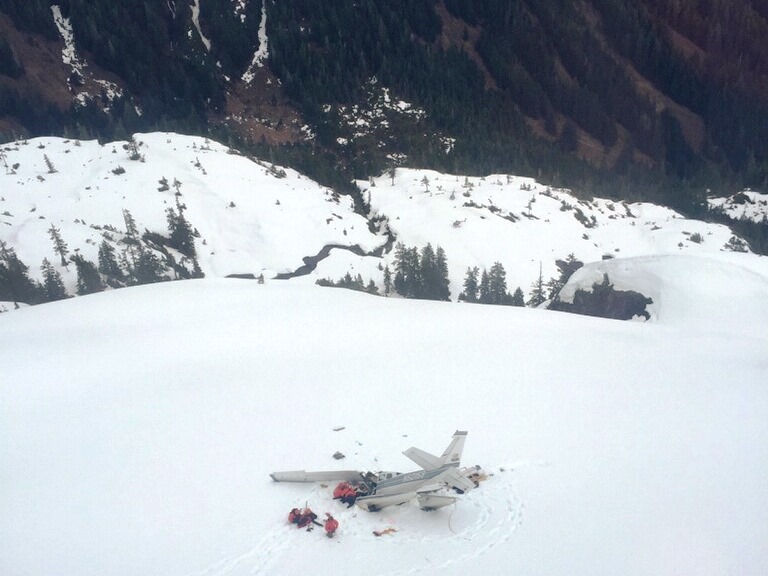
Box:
270, 430, 480, 511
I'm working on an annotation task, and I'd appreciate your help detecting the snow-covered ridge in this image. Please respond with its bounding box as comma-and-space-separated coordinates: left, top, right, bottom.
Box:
339, 168, 754, 301
1, 132, 763, 321
708, 189, 768, 223
0, 133, 381, 294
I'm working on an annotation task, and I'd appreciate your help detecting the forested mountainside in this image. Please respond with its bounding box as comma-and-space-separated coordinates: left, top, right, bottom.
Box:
1, 0, 767, 212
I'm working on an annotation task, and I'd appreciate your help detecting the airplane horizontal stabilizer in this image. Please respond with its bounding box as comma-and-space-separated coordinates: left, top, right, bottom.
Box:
402, 447, 443, 471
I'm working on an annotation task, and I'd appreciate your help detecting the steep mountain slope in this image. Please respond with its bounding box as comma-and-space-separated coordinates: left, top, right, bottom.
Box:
1, 0, 767, 207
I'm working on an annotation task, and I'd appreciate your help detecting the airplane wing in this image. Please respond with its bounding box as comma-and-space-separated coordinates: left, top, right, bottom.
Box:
442, 467, 477, 493
270, 470, 364, 483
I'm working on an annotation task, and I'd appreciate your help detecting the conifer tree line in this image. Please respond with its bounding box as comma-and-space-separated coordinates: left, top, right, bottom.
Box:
459, 263, 524, 306
317, 272, 379, 296
390, 242, 450, 301
0, 203, 204, 307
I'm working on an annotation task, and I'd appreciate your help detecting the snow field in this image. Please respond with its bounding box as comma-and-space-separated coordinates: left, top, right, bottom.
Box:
1, 277, 767, 576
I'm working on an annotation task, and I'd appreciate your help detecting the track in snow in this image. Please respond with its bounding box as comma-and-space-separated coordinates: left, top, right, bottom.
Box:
189, 467, 525, 576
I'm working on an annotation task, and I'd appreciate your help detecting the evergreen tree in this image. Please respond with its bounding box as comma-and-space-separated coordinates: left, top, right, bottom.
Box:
478, 269, 491, 304
70, 254, 105, 295
97, 240, 124, 287
546, 253, 583, 300
392, 243, 406, 295
419, 243, 437, 299
528, 262, 547, 307
166, 205, 197, 258
435, 246, 450, 301
41, 258, 68, 301
43, 153, 57, 173
383, 264, 392, 295
123, 208, 140, 238
460, 266, 479, 302
487, 261, 509, 305
0, 242, 44, 304
48, 224, 69, 266
133, 249, 166, 285
122, 208, 141, 269
511, 286, 525, 306
393, 243, 421, 298
191, 257, 204, 279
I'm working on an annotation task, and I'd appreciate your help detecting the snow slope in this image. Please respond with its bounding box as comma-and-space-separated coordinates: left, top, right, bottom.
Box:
1, 270, 767, 576
2, 132, 768, 576
0, 134, 757, 307
0, 133, 381, 290
343, 170, 749, 299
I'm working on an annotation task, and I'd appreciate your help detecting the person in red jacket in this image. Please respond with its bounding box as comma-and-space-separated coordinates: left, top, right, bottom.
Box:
333, 482, 351, 500
333, 481, 360, 507
324, 513, 339, 538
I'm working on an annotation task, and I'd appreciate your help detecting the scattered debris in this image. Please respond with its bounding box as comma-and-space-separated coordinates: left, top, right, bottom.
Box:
373, 528, 397, 537
332, 451, 345, 460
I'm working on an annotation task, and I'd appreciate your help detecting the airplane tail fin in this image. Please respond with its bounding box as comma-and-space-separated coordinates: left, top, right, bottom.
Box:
439, 430, 467, 467
403, 430, 467, 471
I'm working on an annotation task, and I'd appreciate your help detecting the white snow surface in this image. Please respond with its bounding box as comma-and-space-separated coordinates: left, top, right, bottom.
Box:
0, 134, 762, 306
50, 5, 82, 77
191, 0, 212, 52
347, 169, 751, 300
2, 132, 768, 575
1, 275, 767, 576
0, 133, 380, 288
242, 2, 268, 83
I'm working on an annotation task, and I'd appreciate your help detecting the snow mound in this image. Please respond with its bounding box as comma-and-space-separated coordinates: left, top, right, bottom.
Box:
558, 252, 768, 333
